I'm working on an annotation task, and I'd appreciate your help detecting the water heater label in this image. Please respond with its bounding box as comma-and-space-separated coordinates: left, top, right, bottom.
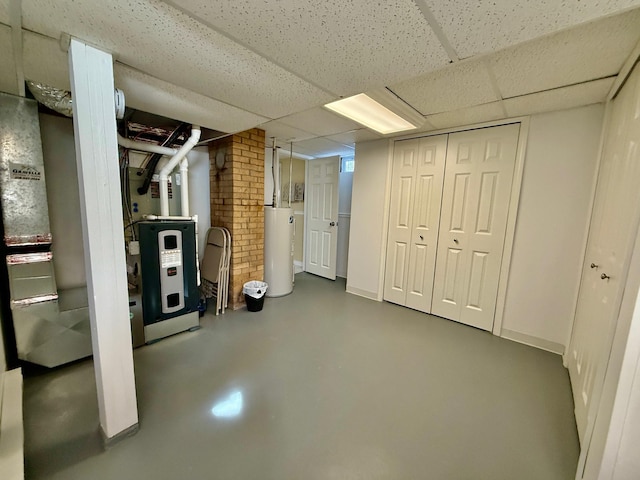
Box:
161, 250, 182, 268
10, 162, 42, 181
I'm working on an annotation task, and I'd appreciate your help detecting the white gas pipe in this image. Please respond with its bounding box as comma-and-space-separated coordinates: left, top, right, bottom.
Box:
158, 125, 201, 216
117, 134, 177, 157
180, 157, 189, 217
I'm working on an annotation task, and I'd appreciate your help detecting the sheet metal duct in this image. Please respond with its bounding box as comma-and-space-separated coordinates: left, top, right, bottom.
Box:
0, 92, 52, 246
0, 92, 91, 367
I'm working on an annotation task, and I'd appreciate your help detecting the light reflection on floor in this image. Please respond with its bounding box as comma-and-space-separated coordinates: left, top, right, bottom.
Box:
211, 390, 243, 418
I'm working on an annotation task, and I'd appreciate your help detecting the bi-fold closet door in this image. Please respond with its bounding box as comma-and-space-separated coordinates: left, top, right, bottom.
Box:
383, 135, 447, 313
383, 123, 520, 332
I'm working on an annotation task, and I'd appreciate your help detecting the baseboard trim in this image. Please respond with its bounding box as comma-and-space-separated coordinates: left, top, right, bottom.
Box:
345, 285, 379, 301
501, 328, 565, 355
294, 261, 304, 274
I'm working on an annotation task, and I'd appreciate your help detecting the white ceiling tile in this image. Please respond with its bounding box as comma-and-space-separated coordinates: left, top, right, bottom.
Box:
259, 121, 316, 143
325, 129, 383, 145
0, 25, 18, 95
166, 0, 451, 96
390, 59, 500, 115
426, 102, 506, 130
23, 31, 70, 90
410, 118, 440, 135
428, 1, 640, 58
278, 107, 363, 137
0, 0, 9, 25
292, 137, 354, 158
22, 0, 332, 120
503, 78, 614, 117
490, 9, 640, 98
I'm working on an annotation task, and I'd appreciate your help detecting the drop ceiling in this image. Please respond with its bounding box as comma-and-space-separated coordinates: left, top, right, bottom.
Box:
1, 0, 639, 158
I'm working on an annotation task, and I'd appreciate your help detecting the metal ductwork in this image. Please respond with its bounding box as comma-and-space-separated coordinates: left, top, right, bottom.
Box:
0, 91, 92, 368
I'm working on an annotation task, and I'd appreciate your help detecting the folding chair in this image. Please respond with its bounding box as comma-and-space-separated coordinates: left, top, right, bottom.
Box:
201, 227, 230, 315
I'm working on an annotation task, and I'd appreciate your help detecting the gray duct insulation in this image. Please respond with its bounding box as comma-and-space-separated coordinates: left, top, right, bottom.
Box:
26, 81, 125, 120
26, 81, 73, 117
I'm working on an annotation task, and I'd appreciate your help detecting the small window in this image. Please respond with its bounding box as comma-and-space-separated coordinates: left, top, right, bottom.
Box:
341, 156, 355, 173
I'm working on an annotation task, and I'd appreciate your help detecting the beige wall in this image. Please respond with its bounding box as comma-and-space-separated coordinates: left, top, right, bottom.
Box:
40, 113, 86, 290
284, 158, 306, 264
346, 104, 604, 350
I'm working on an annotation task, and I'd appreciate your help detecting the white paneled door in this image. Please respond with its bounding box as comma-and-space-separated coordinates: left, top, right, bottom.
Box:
568, 65, 640, 444
431, 124, 520, 331
305, 156, 339, 280
383, 135, 447, 312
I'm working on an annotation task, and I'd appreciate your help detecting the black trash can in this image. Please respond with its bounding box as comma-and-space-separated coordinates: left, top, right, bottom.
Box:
243, 281, 268, 312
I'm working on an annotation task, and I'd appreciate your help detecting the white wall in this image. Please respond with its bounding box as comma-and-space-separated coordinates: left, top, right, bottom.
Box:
40, 113, 86, 289
346, 105, 603, 349
346, 139, 390, 299
337, 169, 353, 278
501, 104, 603, 351
264, 147, 275, 206
187, 147, 211, 260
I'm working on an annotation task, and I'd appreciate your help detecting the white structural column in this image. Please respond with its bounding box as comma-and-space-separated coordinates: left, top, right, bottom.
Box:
68, 39, 138, 440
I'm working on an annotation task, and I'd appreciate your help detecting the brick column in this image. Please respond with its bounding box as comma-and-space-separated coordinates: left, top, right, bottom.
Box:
209, 128, 265, 309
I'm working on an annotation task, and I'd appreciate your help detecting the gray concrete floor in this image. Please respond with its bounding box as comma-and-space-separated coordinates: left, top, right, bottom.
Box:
23, 273, 579, 479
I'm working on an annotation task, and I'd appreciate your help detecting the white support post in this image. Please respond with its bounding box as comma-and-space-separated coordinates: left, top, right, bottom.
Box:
68, 39, 138, 441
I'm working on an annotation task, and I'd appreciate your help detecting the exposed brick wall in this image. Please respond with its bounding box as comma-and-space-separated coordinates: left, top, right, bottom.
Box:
209, 128, 265, 309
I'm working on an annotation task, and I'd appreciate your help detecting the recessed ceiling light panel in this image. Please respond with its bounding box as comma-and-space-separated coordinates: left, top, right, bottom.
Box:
324, 93, 419, 135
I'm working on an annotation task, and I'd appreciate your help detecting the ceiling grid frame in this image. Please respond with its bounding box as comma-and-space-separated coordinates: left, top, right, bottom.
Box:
161, 0, 339, 99
412, 0, 459, 62
1, 0, 639, 157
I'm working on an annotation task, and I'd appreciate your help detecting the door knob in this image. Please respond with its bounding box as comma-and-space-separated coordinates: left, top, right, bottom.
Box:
453, 238, 459, 244
601, 273, 610, 280
590, 263, 598, 269
419, 235, 424, 240
329, 222, 336, 227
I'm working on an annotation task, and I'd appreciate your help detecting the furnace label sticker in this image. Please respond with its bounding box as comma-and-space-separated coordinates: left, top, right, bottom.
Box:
10, 162, 42, 181
161, 250, 182, 269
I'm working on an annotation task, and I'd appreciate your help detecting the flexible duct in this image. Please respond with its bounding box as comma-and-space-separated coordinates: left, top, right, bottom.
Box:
26, 81, 73, 117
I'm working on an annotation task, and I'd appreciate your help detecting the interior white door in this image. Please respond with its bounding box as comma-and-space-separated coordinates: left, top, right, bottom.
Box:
305, 156, 339, 280
383, 135, 447, 312
568, 64, 640, 443
431, 124, 520, 331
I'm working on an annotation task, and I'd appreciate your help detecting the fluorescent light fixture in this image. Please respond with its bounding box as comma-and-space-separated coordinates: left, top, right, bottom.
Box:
325, 93, 419, 135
